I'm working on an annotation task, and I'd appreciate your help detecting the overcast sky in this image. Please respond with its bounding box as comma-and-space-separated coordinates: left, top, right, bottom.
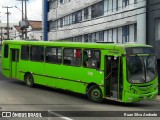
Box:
0, 0, 42, 23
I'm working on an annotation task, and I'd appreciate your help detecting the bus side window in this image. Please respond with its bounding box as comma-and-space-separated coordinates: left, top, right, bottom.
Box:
4, 44, 9, 58
21, 46, 29, 60
45, 47, 62, 64
83, 49, 100, 69
30, 46, 44, 62
63, 48, 82, 66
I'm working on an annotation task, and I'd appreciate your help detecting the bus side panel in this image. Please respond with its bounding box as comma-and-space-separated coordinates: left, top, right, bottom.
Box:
46, 77, 87, 94
45, 64, 87, 94
19, 61, 45, 84
45, 64, 104, 94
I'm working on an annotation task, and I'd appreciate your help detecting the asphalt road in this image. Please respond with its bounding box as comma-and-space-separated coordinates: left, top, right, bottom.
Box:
0, 58, 160, 120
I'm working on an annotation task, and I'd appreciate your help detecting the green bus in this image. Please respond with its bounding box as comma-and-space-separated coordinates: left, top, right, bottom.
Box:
1, 40, 158, 103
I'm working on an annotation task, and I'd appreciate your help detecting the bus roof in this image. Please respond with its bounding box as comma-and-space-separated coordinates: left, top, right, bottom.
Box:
2, 40, 152, 50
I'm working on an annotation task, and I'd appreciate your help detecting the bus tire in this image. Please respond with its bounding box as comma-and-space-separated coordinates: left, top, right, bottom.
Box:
87, 85, 103, 103
25, 73, 34, 87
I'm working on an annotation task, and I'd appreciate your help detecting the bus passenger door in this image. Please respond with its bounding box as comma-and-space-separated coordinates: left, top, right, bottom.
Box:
105, 56, 122, 100
11, 49, 19, 78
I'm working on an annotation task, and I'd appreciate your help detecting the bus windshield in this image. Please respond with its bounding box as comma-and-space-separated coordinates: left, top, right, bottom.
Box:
127, 55, 157, 84
126, 47, 157, 84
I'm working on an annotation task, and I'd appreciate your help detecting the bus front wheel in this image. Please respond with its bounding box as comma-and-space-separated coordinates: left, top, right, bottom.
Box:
25, 73, 34, 87
87, 85, 103, 103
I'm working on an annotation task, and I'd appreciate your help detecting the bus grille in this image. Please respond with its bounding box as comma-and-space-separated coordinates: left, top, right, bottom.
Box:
138, 84, 154, 94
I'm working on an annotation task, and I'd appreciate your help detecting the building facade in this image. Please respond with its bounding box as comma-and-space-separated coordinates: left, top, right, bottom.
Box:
14, 21, 43, 41
0, 23, 19, 44
43, 0, 147, 44
147, 0, 160, 94
27, 21, 43, 40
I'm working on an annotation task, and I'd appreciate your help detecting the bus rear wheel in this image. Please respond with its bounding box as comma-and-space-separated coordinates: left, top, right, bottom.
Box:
87, 85, 103, 103
25, 74, 34, 87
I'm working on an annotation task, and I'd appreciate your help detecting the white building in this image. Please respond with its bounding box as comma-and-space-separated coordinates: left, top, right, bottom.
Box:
0, 23, 19, 41
14, 21, 43, 41
27, 21, 43, 40
13, 26, 21, 40
45, 0, 146, 44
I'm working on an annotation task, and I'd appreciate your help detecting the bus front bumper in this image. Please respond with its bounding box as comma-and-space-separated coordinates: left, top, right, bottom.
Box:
124, 90, 158, 103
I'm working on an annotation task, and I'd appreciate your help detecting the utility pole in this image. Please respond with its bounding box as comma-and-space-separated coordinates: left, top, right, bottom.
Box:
2, 6, 13, 40
17, 0, 29, 39
25, 0, 28, 39
22, 0, 24, 39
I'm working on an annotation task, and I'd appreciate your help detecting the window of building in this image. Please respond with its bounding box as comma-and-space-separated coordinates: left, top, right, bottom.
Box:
72, 37, 76, 42
49, 21, 52, 31
155, 18, 160, 41
66, 15, 70, 26
113, 0, 117, 12
113, 28, 118, 43
63, 15, 70, 26
47, 22, 50, 32
104, 30, 108, 42
92, 33, 97, 42
49, 0, 58, 10
83, 50, 100, 69
134, 0, 137, 4
88, 34, 92, 42
123, 0, 129, 7
53, 20, 57, 29
84, 34, 89, 42
99, 31, 104, 42
122, 25, 129, 43
30, 46, 44, 62
64, 16, 67, 26
108, 0, 113, 12
60, 18, 63, 28
118, 0, 122, 10
108, 29, 113, 42
134, 24, 137, 42
60, 0, 64, 4
72, 11, 82, 24
75, 36, 82, 42
64, 48, 82, 66
4, 44, 9, 58
72, 13, 76, 24
91, 1, 104, 19
49, 20, 57, 30
84, 7, 89, 20
46, 47, 62, 64
129, 24, 136, 43
118, 27, 122, 43
21, 46, 29, 60
76, 10, 82, 23
69, 14, 72, 25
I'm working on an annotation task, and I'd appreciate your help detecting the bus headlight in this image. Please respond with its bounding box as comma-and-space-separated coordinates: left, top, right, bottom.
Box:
130, 88, 138, 94
154, 86, 158, 91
